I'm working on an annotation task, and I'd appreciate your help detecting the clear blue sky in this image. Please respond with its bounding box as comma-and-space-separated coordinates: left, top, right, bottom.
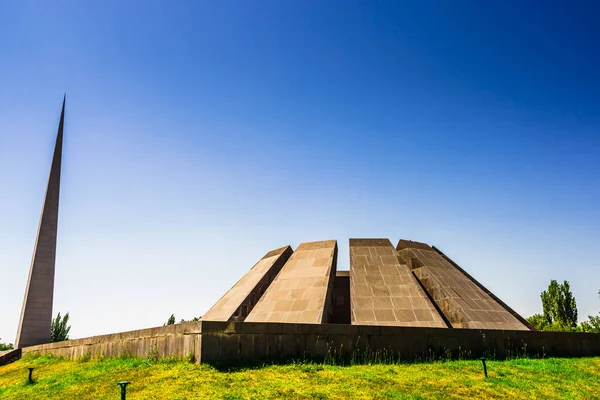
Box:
1, 1, 599, 342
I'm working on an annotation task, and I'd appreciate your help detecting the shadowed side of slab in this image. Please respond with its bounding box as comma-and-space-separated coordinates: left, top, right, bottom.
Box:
350, 239, 447, 327
245, 240, 338, 324
397, 240, 529, 330
203, 246, 293, 321
332, 271, 351, 324
432, 246, 536, 330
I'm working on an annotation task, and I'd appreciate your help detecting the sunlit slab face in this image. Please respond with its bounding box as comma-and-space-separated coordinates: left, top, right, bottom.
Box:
245, 240, 337, 324
350, 238, 447, 328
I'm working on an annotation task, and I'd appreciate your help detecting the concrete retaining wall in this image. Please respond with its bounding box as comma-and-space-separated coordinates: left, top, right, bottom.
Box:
199, 321, 600, 365
0, 349, 22, 366
16, 320, 600, 366
22, 322, 202, 361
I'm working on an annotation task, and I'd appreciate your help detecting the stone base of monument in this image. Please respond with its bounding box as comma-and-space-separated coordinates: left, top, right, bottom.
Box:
13, 321, 600, 367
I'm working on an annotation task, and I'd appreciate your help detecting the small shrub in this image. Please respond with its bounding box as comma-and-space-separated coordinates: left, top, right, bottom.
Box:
148, 344, 159, 363
298, 363, 324, 373
96, 350, 106, 361
165, 314, 176, 326
0, 338, 14, 351
119, 347, 132, 360
185, 352, 195, 363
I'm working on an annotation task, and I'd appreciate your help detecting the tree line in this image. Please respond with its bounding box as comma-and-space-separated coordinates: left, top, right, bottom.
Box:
164, 314, 201, 325
526, 280, 600, 332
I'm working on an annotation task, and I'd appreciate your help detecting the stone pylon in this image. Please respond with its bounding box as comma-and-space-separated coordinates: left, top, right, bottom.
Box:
15, 96, 65, 348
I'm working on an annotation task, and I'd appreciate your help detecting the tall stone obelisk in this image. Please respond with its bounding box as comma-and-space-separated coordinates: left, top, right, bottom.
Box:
15, 96, 65, 348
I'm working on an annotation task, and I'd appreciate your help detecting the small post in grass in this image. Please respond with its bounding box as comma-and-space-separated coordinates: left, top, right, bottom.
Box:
117, 381, 130, 400
480, 357, 488, 378
27, 367, 35, 384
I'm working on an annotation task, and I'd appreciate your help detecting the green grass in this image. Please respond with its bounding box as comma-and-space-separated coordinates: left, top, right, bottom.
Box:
1, 354, 599, 399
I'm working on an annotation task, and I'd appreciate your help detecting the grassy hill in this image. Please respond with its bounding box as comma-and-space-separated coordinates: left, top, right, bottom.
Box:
1, 354, 599, 399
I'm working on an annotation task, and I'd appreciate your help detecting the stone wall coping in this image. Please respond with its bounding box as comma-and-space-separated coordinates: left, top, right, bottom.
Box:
199, 321, 600, 340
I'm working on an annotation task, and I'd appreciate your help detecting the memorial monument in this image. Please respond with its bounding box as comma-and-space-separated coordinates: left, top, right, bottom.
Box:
204, 238, 532, 330
10, 97, 600, 368
15, 96, 65, 348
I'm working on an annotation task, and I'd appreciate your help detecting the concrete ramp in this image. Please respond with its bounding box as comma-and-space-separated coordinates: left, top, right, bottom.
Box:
203, 246, 293, 321
350, 239, 447, 327
246, 240, 337, 324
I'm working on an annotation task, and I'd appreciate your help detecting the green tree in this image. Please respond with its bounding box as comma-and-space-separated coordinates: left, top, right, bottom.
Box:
165, 314, 176, 325
540, 280, 578, 330
526, 313, 548, 331
577, 321, 594, 332
587, 314, 600, 332
580, 289, 600, 333
0, 338, 14, 351
50, 312, 71, 342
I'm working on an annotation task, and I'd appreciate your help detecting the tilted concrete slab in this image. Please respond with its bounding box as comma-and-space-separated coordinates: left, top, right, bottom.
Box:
350, 239, 447, 327
203, 246, 293, 322
397, 240, 529, 330
15, 97, 65, 348
432, 245, 536, 330
245, 240, 337, 324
